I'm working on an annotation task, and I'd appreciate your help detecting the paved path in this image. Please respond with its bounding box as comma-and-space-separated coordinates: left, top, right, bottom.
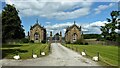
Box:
1, 43, 100, 66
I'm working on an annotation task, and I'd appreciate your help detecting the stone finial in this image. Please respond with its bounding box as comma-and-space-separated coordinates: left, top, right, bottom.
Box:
50, 31, 52, 36
36, 18, 38, 24
80, 26, 81, 31
60, 31, 62, 36
28, 31, 29, 36
74, 21, 75, 25
30, 26, 32, 30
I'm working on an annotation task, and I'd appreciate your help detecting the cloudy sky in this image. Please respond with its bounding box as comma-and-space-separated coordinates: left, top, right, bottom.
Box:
0, 0, 119, 36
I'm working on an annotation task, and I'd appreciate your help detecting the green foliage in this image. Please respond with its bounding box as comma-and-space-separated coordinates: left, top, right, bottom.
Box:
84, 42, 88, 45
2, 4, 25, 43
100, 11, 120, 41
66, 41, 70, 44
73, 38, 88, 45
30, 40, 34, 43
41, 40, 46, 44
83, 34, 101, 39
22, 38, 29, 43
116, 34, 120, 42
73, 38, 84, 44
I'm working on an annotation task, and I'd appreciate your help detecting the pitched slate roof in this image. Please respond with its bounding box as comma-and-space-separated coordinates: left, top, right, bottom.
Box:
65, 21, 81, 34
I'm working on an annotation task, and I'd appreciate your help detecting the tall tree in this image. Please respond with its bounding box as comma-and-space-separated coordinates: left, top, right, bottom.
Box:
100, 11, 120, 41
2, 4, 25, 42
0, 13, 2, 40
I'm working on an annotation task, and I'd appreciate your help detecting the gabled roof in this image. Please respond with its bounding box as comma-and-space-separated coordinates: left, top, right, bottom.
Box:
65, 21, 81, 34
30, 20, 46, 30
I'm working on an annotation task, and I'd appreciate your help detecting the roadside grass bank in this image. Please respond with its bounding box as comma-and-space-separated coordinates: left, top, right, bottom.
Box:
63, 44, 118, 66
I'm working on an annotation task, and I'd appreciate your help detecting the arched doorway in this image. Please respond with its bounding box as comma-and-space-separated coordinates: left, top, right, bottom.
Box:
72, 33, 77, 42
53, 33, 59, 43
34, 32, 40, 42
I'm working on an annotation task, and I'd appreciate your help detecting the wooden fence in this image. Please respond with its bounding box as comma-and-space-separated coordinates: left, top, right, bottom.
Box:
85, 39, 120, 46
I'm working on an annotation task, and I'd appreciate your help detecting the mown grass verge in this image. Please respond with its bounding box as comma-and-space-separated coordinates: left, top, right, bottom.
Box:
1, 43, 51, 59
63, 44, 118, 66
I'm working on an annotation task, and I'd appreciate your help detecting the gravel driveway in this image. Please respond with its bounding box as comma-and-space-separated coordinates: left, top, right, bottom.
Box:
1, 43, 100, 66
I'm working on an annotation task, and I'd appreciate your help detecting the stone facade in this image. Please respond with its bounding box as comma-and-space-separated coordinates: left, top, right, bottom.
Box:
65, 22, 81, 43
29, 20, 46, 43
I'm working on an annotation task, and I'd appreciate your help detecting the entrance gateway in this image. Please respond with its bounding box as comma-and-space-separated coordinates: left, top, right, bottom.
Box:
28, 19, 82, 43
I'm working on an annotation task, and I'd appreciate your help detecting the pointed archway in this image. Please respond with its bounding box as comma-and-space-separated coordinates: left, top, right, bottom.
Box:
34, 32, 40, 43
72, 33, 78, 43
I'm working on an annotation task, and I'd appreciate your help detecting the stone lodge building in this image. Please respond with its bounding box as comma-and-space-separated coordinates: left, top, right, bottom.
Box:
65, 21, 82, 43
29, 20, 46, 43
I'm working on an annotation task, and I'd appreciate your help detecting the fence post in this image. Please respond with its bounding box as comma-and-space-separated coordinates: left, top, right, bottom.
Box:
32, 49, 34, 54
32, 49, 34, 57
97, 52, 100, 61
40, 49, 41, 55
83, 49, 86, 52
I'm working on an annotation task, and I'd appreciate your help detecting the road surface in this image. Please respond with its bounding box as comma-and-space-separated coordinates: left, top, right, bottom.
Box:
1, 43, 100, 66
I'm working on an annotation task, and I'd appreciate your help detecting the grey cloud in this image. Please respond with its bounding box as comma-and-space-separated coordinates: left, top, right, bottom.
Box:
6, 0, 92, 20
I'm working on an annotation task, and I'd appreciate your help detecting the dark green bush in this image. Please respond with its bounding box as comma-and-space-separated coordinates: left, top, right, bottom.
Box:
66, 41, 70, 44
41, 40, 46, 43
79, 42, 84, 45
84, 42, 88, 45
22, 38, 29, 43
73, 38, 84, 45
30, 40, 34, 43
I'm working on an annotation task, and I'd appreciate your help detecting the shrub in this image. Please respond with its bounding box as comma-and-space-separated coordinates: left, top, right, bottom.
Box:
22, 38, 29, 43
73, 42, 77, 44
79, 42, 84, 45
14, 50, 19, 55
84, 42, 88, 45
73, 38, 84, 45
41, 40, 46, 44
66, 41, 70, 44
30, 40, 34, 43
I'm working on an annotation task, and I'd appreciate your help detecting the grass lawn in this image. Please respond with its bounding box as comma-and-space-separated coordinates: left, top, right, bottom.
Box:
1, 43, 50, 59
64, 44, 119, 66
